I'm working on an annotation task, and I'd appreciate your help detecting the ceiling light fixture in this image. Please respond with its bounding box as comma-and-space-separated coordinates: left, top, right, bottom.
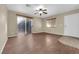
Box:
34, 5, 48, 16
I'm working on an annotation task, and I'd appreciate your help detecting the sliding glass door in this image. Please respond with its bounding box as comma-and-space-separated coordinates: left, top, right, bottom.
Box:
17, 16, 32, 34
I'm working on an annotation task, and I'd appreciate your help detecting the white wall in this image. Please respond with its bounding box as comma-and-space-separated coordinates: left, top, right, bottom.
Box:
0, 5, 7, 53
32, 18, 42, 33
7, 11, 17, 37
64, 13, 79, 38
7, 11, 43, 36
42, 15, 64, 35
7, 9, 79, 39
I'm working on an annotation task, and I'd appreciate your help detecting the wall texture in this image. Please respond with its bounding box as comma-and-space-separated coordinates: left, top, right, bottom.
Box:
32, 18, 42, 33
7, 9, 79, 37
0, 5, 7, 53
42, 15, 64, 35
53, 15, 64, 35
64, 13, 79, 38
7, 11, 43, 36
7, 11, 17, 37
42, 9, 79, 35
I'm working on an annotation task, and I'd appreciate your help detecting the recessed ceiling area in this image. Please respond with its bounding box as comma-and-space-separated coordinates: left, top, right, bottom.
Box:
6, 4, 79, 18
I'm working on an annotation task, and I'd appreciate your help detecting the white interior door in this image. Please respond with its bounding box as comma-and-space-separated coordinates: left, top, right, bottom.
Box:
64, 13, 79, 38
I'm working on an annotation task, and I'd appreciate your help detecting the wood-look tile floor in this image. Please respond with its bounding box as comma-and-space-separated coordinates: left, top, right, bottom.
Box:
2, 33, 79, 54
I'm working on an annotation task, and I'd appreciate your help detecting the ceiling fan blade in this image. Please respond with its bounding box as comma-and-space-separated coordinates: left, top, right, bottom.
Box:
43, 9, 47, 11
43, 12, 47, 14
34, 12, 38, 14
40, 13, 42, 16
35, 10, 39, 12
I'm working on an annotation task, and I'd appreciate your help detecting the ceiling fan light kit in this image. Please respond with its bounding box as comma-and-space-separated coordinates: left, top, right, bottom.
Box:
34, 5, 48, 16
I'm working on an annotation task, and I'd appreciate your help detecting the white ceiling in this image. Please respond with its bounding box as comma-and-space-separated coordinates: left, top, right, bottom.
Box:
6, 4, 79, 18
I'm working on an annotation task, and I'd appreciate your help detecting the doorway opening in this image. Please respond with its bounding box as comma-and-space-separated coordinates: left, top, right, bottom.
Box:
17, 16, 32, 35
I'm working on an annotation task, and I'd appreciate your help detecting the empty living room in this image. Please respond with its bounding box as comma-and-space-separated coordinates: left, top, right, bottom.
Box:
0, 4, 79, 54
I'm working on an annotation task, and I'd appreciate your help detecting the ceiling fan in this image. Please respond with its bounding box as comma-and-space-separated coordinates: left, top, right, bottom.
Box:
34, 8, 48, 16
26, 4, 48, 16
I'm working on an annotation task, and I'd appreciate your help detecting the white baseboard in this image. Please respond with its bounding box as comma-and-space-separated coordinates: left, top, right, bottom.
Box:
0, 38, 8, 54
0, 34, 17, 53
45, 32, 64, 36
8, 34, 17, 38
32, 31, 43, 33
63, 34, 79, 38
46, 32, 79, 38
